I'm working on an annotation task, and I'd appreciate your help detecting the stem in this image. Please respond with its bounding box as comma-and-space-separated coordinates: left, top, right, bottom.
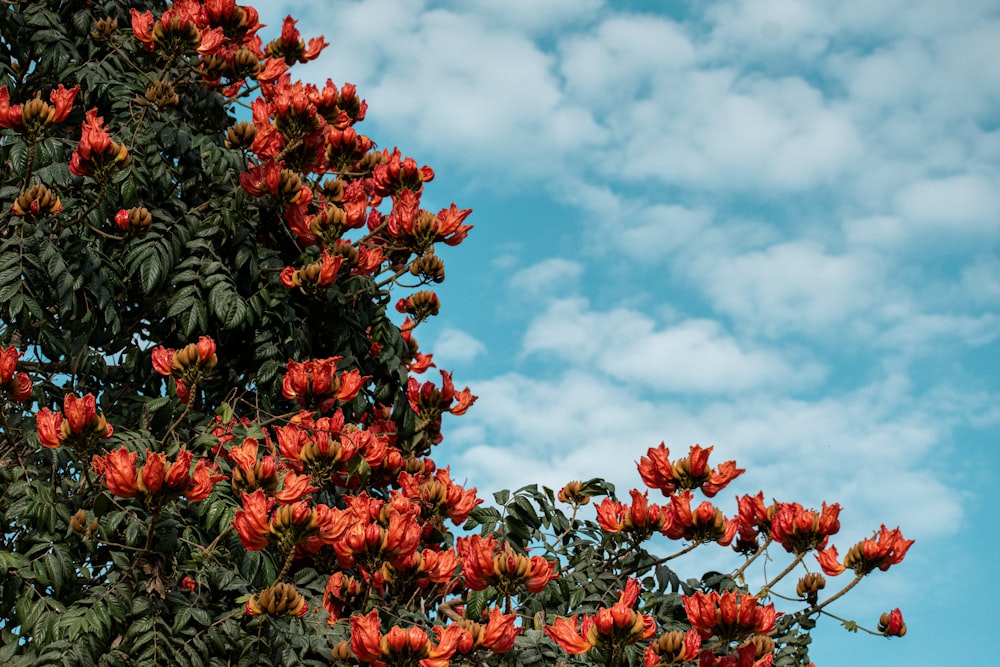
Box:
816, 607, 884, 636
733, 535, 773, 580
59, 180, 107, 234
21, 139, 36, 187
275, 547, 297, 582
806, 573, 865, 615
756, 552, 805, 598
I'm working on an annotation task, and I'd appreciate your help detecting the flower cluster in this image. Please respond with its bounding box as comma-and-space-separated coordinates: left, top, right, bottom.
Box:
0, 84, 78, 138
69, 109, 129, 180
545, 579, 656, 657
151, 336, 219, 403
36, 393, 113, 452
816, 524, 914, 576
0, 346, 32, 403
92, 447, 224, 502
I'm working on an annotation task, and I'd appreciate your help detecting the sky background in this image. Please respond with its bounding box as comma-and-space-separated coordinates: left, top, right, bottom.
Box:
259, 1, 999, 663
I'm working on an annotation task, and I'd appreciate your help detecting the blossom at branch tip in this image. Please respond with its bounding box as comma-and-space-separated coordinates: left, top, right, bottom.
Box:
0, 84, 78, 136
682, 591, 776, 642
545, 579, 655, 657
638, 442, 744, 498
69, 109, 129, 180
0, 346, 32, 403
769, 501, 841, 554
36, 393, 113, 451
281, 357, 366, 412
664, 490, 737, 546
265, 16, 327, 65
817, 525, 914, 576
90, 447, 224, 501
595, 489, 668, 540
644, 629, 702, 666
455, 607, 522, 655
349, 609, 464, 667
456, 534, 556, 596
878, 608, 906, 637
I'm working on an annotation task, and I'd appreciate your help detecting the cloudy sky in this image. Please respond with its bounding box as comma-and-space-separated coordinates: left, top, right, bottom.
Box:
261, 1, 998, 662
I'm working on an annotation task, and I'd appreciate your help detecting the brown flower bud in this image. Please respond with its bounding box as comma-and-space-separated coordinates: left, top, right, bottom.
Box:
747, 634, 775, 659
13, 184, 63, 218
70, 509, 88, 533
144, 81, 179, 108
408, 252, 446, 283
557, 481, 590, 506
331, 640, 353, 661
796, 572, 826, 605
231, 47, 262, 79
225, 120, 257, 149
91, 17, 119, 40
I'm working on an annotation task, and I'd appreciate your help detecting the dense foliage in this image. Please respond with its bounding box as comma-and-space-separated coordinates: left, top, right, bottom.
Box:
0, 2, 911, 665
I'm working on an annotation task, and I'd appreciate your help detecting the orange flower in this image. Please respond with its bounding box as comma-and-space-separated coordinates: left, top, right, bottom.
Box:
546, 580, 655, 657
282, 357, 365, 412
643, 629, 702, 666
455, 607, 522, 655
233, 489, 275, 550
638, 443, 744, 498
545, 616, 593, 655
456, 535, 556, 596
0, 346, 32, 402
595, 489, 668, 540
69, 109, 129, 179
814, 546, 846, 576
349, 609, 462, 667
36, 393, 113, 451
264, 15, 327, 65
682, 591, 775, 642
769, 502, 841, 554
842, 525, 914, 575
95, 447, 140, 498
664, 490, 736, 546
0, 84, 78, 136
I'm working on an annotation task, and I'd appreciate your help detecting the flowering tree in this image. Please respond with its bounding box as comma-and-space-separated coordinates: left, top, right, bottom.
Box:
0, 2, 911, 666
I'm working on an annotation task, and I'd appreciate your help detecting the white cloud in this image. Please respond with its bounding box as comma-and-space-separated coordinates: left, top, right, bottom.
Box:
521, 298, 824, 393
684, 241, 890, 336
431, 327, 487, 366
894, 174, 1000, 235
508, 258, 584, 300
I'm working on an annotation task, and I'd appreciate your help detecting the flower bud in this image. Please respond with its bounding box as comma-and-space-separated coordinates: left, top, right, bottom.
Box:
796, 572, 826, 605
225, 120, 257, 149
13, 184, 62, 219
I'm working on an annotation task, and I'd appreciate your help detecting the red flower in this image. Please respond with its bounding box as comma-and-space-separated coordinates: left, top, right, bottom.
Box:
265, 16, 327, 65
233, 489, 275, 550
0, 84, 79, 135
455, 607, 522, 654
350, 609, 462, 666
36, 393, 113, 451
814, 546, 846, 576
282, 357, 365, 412
69, 109, 129, 179
769, 502, 841, 554
0, 346, 32, 403
683, 591, 775, 642
545, 581, 656, 656
638, 443, 744, 498
595, 489, 668, 539
842, 525, 914, 575
456, 534, 556, 596
95, 447, 140, 498
644, 629, 702, 666
664, 490, 736, 546
878, 608, 906, 637
545, 616, 593, 655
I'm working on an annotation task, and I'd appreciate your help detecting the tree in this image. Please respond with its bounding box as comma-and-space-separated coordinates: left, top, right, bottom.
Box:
0, 2, 911, 665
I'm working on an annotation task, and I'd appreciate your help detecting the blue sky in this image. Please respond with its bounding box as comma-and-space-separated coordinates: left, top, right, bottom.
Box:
260, 1, 999, 663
